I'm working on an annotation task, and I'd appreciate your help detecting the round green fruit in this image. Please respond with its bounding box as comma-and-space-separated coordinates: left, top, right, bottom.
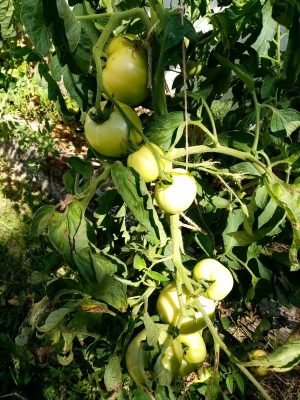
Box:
193, 259, 234, 301
125, 325, 183, 386
154, 168, 197, 214
156, 281, 216, 334
102, 35, 148, 106
127, 143, 172, 183
84, 102, 142, 158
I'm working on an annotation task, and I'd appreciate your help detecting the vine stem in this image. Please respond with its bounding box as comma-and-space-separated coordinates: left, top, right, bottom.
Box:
251, 89, 261, 154
203, 99, 218, 139
168, 144, 267, 173
169, 214, 193, 292
169, 213, 273, 400
196, 302, 273, 400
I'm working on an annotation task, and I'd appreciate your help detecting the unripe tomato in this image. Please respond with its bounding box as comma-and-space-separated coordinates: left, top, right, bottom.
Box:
186, 60, 202, 78
127, 143, 172, 183
125, 325, 183, 386
156, 281, 216, 334
102, 35, 148, 106
177, 332, 207, 377
249, 349, 269, 377
154, 168, 197, 214
193, 259, 234, 301
84, 102, 142, 158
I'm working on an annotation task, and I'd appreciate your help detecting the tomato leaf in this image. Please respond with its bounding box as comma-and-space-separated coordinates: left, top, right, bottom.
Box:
245, 335, 300, 372
111, 163, 167, 246
21, 0, 51, 56
264, 177, 300, 270
0, 0, 15, 39
145, 112, 184, 151
31, 205, 56, 236
252, 0, 277, 56
104, 355, 123, 393
270, 108, 300, 137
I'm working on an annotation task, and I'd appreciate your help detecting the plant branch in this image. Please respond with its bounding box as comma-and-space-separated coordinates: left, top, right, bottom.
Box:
251, 90, 261, 154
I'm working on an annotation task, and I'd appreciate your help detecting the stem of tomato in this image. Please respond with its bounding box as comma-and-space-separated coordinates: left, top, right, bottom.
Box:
168, 144, 267, 173
202, 99, 218, 140
195, 302, 274, 400
169, 214, 193, 293
251, 90, 261, 154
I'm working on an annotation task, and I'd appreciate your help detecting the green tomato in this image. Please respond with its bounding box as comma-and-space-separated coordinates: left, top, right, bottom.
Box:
84, 102, 143, 158
154, 168, 197, 214
156, 281, 216, 334
249, 349, 269, 377
127, 143, 172, 183
186, 60, 202, 78
125, 325, 183, 386
177, 332, 207, 377
102, 35, 148, 106
193, 259, 234, 301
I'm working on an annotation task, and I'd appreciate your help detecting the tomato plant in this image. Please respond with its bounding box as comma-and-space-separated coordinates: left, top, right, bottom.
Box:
84, 102, 143, 157
16, 0, 300, 399
127, 142, 171, 182
102, 35, 149, 106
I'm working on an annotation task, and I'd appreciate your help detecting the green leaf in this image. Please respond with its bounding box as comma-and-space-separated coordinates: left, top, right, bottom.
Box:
94, 275, 127, 312
56, 0, 81, 52
0, 0, 15, 39
146, 271, 169, 282
280, 5, 300, 86
211, 12, 238, 51
245, 336, 300, 372
211, 99, 233, 121
21, 0, 51, 56
215, 53, 254, 91
145, 112, 184, 151
111, 163, 167, 246
31, 205, 56, 236
223, 208, 244, 253
258, 197, 278, 229
264, 177, 300, 270
104, 355, 123, 393
230, 162, 262, 177
252, 0, 277, 56
37, 307, 75, 332
270, 108, 300, 137
143, 313, 159, 347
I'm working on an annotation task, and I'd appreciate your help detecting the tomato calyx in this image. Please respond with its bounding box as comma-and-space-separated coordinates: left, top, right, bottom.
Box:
88, 101, 114, 124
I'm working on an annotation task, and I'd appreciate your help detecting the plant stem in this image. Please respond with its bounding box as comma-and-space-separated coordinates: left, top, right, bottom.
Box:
169, 214, 193, 293
195, 302, 273, 400
168, 144, 267, 173
251, 90, 261, 154
203, 99, 218, 140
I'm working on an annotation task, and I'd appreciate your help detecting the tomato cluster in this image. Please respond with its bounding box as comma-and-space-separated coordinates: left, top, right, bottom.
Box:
126, 258, 234, 386
83, 33, 235, 388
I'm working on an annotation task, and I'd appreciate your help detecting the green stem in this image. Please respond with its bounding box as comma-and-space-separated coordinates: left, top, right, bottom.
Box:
168, 144, 267, 173
251, 90, 261, 154
169, 214, 193, 293
203, 99, 218, 139
196, 302, 273, 400
152, 47, 168, 115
